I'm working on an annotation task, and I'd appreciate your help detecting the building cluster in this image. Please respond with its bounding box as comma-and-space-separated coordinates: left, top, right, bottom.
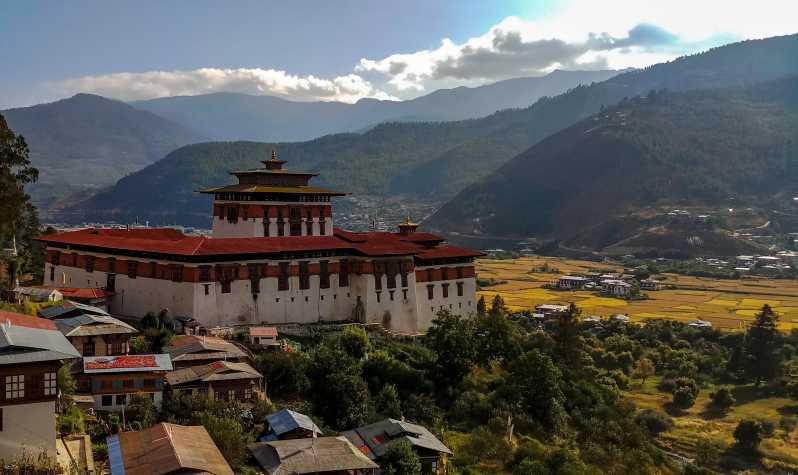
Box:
554, 273, 662, 297
36, 152, 483, 335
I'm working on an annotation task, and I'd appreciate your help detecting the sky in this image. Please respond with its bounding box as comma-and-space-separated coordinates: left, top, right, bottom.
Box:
1, 0, 797, 109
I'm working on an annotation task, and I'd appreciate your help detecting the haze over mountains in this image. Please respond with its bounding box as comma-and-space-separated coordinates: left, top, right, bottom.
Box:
130, 69, 620, 142
62, 34, 798, 245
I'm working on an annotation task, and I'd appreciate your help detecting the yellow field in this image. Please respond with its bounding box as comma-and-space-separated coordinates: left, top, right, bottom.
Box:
477, 257, 798, 330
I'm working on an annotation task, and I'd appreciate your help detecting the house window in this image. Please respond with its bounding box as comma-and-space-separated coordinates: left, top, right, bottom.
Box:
44, 372, 57, 396
226, 206, 238, 223
319, 216, 326, 235
289, 207, 302, 236
199, 266, 211, 281
402, 289, 408, 300
389, 290, 395, 301
376, 291, 381, 303
387, 263, 397, 289
457, 282, 464, 297
5, 375, 24, 399
278, 262, 290, 291
150, 262, 158, 278
49, 265, 55, 282
216, 391, 226, 401
101, 395, 113, 407
171, 265, 183, 282
83, 339, 96, 356
442, 283, 449, 298
106, 273, 116, 292
339, 260, 349, 287
427, 284, 434, 300
306, 209, 313, 235
244, 388, 252, 400
115, 394, 127, 406
127, 261, 137, 279
426, 269, 433, 282
299, 262, 310, 290
319, 261, 330, 289
85, 255, 95, 273
110, 340, 125, 355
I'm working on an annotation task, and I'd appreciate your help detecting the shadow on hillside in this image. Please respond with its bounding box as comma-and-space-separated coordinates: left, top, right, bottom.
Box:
777, 404, 798, 417
730, 384, 779, 405
700, 405, 730, 420
719, 445, 765, 473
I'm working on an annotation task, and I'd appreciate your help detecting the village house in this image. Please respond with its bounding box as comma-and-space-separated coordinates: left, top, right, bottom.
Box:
534, 304, 569, 317
601, 279, 632, 297
248, 326, 279, 347
40, 301, 110, 320
248, 436, 378, 475
165, 360, 263, 401
260, 408, 322, 441
640, 279, 662, 291
343, 419, 452, 474
28, 286, 113, 310
11, 286, 63, 304
107, 422, 233, 475
36, 153, 483, 334
557, 276, 590, 290
0, 311, 81, 461
74, 354, 172, 411
164, 334, 251, 369
52, 313, 137, 357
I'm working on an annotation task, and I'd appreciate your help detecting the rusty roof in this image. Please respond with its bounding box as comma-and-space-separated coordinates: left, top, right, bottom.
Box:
166, 360, 262, 386
165, 335, 251, 362
248, 436, 377, 475
248, 326, 278, 337
108, 423, 233, 475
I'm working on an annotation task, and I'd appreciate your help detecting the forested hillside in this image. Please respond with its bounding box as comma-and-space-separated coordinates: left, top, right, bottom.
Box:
64, 34, 798, 227
429, 76, 798, 253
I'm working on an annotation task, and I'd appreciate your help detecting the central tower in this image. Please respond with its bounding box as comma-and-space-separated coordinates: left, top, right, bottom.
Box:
200, 150, 346, 238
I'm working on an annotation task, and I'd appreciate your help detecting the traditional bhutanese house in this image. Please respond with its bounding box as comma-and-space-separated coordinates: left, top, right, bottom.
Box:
248, 436, 378, 475
343, 419, 452, 475
601, 279, 632, 297
0, 310, 80, 461
29, 286, 113, 309
11, 286, 63, 304
39, 301, 110, 320
36, 153, 484, 334
53, 313, 137, 357
557, 276, 589, 290
260, 408, 322, 441
165, 334, 251, 369
165, 360, 263, 401
534, 304, 569, 316
248, 326, 279, 347
108, 422, 233, 475
640, 279, 662, 291
75, 354, 172, 411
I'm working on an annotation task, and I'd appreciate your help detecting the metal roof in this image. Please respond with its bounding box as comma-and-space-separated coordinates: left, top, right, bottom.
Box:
0, 312, 81, 365
166, 361, 262, 386
39, 301, 110, 319
343, 418, 452, 460
248, 436, 377, 475
54, 314, 138, 337
165, 335, 250, 362
266, 409, 321, 437
83, 354, 172, 374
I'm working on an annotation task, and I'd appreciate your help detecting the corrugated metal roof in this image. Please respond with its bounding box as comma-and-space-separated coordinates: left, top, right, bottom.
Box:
54, 314, 137, 337
109, 423, 233, 475
165, 335, 250, 362
166, 361, 261, 386
343, 418, 452, 460
40, 301, 110, 319
83, 354, 172, 373
0, 312, 81, 365
266, 409, 321, 437
248, 436, 377, 475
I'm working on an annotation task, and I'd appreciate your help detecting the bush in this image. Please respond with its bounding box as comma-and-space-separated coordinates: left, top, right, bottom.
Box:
380, 439, 421, 475
733, 419, 764, 452
671, 377, 699, 409
193, 411, 248, 470
57, 405, 85, 435
709, 386, 735, 412
635, 409, 673, 436
254, 351, 309, 397
694, 438, 723, 467
340, 326, 371, 359
126, 393, 157, 429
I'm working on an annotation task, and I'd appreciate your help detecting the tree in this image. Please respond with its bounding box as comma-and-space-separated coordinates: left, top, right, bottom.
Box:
694, 438, 723, 467
490, 294, 507, 315
501, 350, 567, 436
126, 394, 157, 430
476, 296, 487, 317
709, 386, 735, 413
475, 302, 519, 364
635, 409, 673, 436
631, 357, 655, 385
140, 309, 175, 353
194, 411, 248, 470
375, 384, 403, 419
380, 440, 421, 475
555, 303, 584, 369
733, 419, 764, 452
671, 377, 699, 409
307, 340, 370, 429
425, 311, 477, 394
254, 351, 309, 397
340, 325, 371, 359
743, 305, 782, 386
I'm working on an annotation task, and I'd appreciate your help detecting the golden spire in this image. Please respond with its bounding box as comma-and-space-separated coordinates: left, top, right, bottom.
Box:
404, 215, 412, 225
271, 149, 277, 161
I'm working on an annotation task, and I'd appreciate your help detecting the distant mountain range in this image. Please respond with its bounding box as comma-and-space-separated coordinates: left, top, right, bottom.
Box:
60, 34, 798, 239
2, 94, 205, 211
428, 74, 798, 256
129, 69, 621, 142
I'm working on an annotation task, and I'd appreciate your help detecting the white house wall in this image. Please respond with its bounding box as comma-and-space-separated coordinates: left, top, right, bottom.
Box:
0, 401, 56, 461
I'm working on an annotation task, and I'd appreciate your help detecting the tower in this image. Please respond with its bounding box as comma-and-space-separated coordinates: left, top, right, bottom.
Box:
200, 150, 347, 238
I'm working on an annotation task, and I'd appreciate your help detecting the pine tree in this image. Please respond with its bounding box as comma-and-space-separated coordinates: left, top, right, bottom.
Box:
743, 305, 782, 386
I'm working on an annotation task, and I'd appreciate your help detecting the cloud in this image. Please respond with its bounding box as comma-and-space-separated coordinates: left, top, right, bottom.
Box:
47, 68, 398, 103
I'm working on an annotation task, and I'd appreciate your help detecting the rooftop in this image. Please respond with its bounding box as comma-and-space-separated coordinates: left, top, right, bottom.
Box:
53, 313, 137, 338
108, 422, 233, 475
166, 360, 261, 386
0, 311, 81, 365
342, 418, 452, 460
165, 335, 251, 362
40, 301, 110, 319
263, 408, 321, 439
249, 326, 278, 338
248, 436, 377, 475
83, 354, 172, 373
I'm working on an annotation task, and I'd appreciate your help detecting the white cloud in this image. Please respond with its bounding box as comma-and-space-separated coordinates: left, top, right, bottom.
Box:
47, 68, 398, 103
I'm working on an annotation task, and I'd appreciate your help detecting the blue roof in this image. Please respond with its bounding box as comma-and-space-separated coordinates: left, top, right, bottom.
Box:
107, 435, 125, 475
266, 409, 321, 437
39, 301, 109, 319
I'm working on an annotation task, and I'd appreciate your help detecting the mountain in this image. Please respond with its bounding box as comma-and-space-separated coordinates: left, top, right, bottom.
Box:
62, 34, 798, 230
428, 75, 798, 257
129, 70, 620, 142
2, 94, 205, 212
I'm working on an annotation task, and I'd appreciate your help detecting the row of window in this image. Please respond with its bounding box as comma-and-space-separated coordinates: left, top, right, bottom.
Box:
81, 338, 127, 357
101, 392, 155, 407
3, 373, 57, 400
426, 281, 465, 300
214, 193, 331, 202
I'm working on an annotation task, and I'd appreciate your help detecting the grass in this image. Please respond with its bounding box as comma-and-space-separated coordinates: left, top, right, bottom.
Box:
477, 257, 798, 330
624, 377, 798, 472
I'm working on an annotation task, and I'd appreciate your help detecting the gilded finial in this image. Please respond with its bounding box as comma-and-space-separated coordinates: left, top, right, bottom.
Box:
404, 216, 412, 225
271, 149, 277, 161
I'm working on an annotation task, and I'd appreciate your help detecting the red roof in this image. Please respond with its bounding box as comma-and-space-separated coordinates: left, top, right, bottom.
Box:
0, 310, 57, 330
32, 286, 113, 299
85, 355, 156, 370
37, 227, 482, 260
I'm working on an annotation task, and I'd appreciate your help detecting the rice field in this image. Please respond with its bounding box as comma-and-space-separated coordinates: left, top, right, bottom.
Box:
476, 257, 798, 331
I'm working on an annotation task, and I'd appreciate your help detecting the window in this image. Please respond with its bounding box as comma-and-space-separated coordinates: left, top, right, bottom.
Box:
226, 206, 238, 223
5, 375, 24, 399
49, 265, 55, 282
457, 282, 464, 297
376, 292, 381, 303
44, 372, 57, 396
106, 273, 116, 292
150, 262, 158, 278
299, 261, 310, 290
389, 290, 395, 301
387, 263, 397, 289
228, 389, 236, 400
319, 261, 330, 289
401, 272, 408, 288
101, 395, 113, 407
319, 215, 326, 235
339, 260, 349, 287
402, 289, 408, 300
306, 209, 313, 235
442, 283, 449, 298
115, 394, 127, 406
110, 340, 125, 355
0, 408, 3, 431
204, 284, 210, 296
289, 207, 302, 236
248, 264, 261, 295
278, 262, 290, 291
426, 269, 433, 282
199, 266, 211, 281
456, 267, 464, 279
216, 391, 226, 401
244, 388, 252, 400
85, 255, 95, 273
170, 265, 183, 282
427, 284, 434, 300
127, 261, 137, 279
221, 281, 231, 294
83, 340, 96, 356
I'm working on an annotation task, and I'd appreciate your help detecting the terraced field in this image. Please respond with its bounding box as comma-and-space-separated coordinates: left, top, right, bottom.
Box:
476, 257, 798, 330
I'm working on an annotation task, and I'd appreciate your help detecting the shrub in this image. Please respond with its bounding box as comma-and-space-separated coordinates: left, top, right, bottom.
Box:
709, 386, 735, 412
380, 440, 421, 475
671, 377, 699, 409
635, 409, 673, 436
733, 419, 764, 452
57, 405, 85, 435
340, 325, 371, 359
694, 438, 723, 467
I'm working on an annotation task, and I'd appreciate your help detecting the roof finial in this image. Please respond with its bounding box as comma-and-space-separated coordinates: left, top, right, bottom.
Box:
271, 149, 277, 161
